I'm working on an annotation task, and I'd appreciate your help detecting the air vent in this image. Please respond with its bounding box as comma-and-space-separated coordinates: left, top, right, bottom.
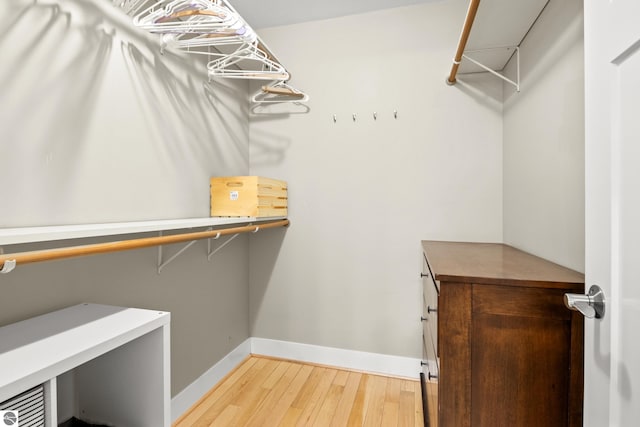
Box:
0, 384, 45, 427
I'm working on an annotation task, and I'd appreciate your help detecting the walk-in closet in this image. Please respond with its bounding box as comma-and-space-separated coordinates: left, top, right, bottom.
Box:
2, 0, 638, 426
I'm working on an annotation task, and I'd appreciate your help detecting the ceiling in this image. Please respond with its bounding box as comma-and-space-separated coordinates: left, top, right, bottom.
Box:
227, 0, 549, 75
229, 0, 439, 29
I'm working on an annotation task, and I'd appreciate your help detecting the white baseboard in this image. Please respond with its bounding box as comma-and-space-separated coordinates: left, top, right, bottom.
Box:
250, 338, 421, 380
171, 338, 251, 422
171, 338, 421, 421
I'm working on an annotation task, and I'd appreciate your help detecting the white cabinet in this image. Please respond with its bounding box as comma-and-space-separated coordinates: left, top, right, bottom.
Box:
0, 304, 170, 427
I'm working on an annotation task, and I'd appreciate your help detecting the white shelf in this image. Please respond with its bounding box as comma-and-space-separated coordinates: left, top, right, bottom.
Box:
0, 304, 171, 427
0, 304, 169, 402
0, 216, 286, 246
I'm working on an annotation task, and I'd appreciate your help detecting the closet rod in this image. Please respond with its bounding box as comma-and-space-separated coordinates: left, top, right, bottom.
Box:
446, 0, 481, 86
0, 219, 289, 270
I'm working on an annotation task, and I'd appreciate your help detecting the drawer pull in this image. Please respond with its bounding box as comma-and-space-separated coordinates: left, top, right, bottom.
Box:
420, 272, 429, 278
427, 306, 438, 314
428, 372, 439, 381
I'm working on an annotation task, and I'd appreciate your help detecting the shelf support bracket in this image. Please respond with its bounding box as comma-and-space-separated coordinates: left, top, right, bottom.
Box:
157, 228, 213, 274
461, 46, 520, 92
0, 247, 16, 274
1, 259, 17, 274
208, 233, 240, 261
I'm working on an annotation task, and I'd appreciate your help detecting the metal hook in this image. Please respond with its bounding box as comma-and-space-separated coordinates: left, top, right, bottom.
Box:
213, 232, 221, 240
333, 114, 337, 123
373, 112, 377, 121
252, 227, 260, 233
394, 110, 398, 119
353, 113, 357, 122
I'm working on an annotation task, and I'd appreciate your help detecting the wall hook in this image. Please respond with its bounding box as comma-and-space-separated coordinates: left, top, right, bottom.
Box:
373, 112, 377, 121
394, 110, 398, 119
353, 113, 357, 122
1, 259, 17, 274
333, 114, 337, 123
252, 227, 260, 233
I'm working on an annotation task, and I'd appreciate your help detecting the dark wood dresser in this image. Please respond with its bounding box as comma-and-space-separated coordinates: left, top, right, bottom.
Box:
420, 241, 584, 427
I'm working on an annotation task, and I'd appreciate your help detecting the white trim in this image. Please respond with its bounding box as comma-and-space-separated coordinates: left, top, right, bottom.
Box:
171, 339, 251, 422
250, 338, 421, 379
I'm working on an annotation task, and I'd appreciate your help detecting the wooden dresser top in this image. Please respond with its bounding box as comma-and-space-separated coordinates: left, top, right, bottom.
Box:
422, 241, 585, 289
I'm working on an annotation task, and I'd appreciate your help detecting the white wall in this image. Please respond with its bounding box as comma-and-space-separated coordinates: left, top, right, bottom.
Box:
502, 0, 585, 272
0, 0, 252, 396
249, 2, 504, 359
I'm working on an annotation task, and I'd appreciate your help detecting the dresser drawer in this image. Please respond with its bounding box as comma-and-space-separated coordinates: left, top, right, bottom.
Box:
422, 254, 439, 360
422, 334, 439, 379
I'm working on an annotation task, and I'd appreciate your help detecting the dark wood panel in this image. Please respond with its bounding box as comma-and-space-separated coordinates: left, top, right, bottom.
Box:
439, 282, 471, 427
473, 284, 575, 320
471, 313, 571, 427
422, 241, 584, 289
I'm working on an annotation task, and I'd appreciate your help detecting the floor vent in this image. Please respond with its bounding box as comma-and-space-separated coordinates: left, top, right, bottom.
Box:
0, 384, 45, 427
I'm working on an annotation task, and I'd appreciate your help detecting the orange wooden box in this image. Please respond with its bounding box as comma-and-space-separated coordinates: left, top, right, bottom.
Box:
210, 176, 288, 217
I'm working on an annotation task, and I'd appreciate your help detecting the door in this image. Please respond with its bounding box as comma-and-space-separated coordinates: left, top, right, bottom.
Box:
584, 0, 640, 426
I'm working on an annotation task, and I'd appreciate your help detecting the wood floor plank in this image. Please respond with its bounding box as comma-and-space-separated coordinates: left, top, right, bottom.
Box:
279, 407, 303, 426
259, 364, 313, 427
314, 383, 345, 425
294, 367, 338, 426
196, 358, 278, 425
290, 367, 326, 410
381, 401, 400, 426
244, 362, 302, 427
208, 405, 239, 427
385, 378, 403, 405
398, 389, 416, 427
173, 357, 258, 427
331, 371, 362, 425
380, 378, 402, 426
363, 375, 388, 427
228, 361, 287, 426
412, 381, 424, 426
333, 369, 350, 387
260, 361, 291, 390
173, 356, 423, 427
346, 375, 369, 426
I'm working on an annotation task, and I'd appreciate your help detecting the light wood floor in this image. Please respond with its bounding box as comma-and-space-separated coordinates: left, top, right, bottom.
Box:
174, 356, 424, 427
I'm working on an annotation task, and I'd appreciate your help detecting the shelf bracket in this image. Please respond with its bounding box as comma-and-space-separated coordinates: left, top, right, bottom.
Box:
461, 46, 520, 92
208, 233, 240, 261
1, 259, 17, 274
157, 228, 213, 274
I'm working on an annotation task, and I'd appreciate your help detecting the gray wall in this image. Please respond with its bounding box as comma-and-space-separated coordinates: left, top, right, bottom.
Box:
248, 2, 504, 359
502, 0, 585, 272
0, 0, 251, 396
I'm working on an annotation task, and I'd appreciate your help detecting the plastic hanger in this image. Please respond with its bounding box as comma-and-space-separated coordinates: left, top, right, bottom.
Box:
133, 0, 237, 33
207, 44, 290, 80
167, 16, 256, 50
251, 81, 309, 103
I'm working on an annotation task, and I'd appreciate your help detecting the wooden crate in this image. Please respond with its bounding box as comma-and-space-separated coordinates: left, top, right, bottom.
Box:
210, 176, 288, 217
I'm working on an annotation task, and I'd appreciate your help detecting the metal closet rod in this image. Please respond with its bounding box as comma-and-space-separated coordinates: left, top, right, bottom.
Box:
0, 219, 289, 270
447, 0, 481, 85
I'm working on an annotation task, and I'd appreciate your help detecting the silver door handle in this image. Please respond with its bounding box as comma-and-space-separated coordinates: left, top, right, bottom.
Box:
564, 285, 605, 319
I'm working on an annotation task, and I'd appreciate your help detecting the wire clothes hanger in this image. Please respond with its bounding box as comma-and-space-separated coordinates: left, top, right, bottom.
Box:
251, 80, 309, 103
133, 0, 237, 34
